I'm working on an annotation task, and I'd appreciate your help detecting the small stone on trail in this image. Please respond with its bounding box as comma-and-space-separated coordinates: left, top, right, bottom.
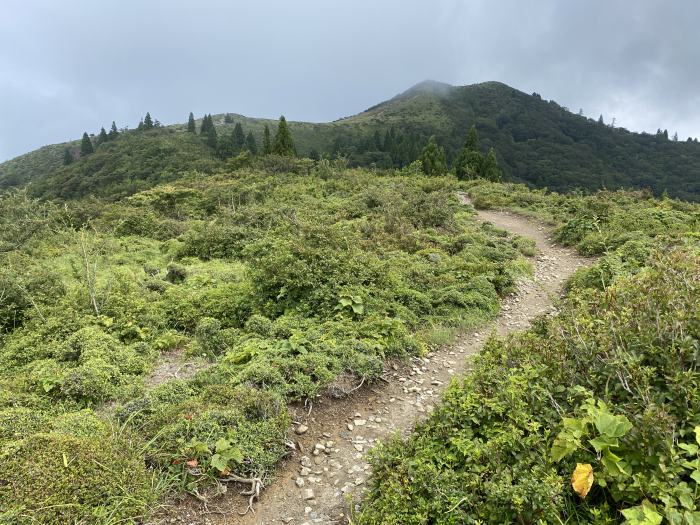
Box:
295, 477, 305, 487
296, 424, 309, 435
303, 488, 315, 500
354, 419, 367, 426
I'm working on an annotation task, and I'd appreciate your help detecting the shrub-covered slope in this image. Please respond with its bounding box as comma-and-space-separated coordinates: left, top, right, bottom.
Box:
355, 182, 700, 524
0, 166, 530, 523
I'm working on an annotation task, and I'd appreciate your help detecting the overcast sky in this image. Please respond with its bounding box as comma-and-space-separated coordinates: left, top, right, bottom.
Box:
1, 0, 699, 161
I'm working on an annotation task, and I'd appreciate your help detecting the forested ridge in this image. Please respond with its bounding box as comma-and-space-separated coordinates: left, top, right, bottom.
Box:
2, 80, 699, 201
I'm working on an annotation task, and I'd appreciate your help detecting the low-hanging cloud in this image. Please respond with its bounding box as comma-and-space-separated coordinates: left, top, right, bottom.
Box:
1, 0, 698, 160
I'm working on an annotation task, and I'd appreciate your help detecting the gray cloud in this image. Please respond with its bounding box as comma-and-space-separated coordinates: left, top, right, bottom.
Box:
1, 0, 698, 160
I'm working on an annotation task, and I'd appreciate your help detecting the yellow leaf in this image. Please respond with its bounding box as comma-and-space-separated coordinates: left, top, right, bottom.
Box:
571, 463, 594, 498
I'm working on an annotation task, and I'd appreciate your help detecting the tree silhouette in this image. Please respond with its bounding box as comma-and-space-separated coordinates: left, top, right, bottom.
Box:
273, 116, 295, 156
187, 112, 196, 133
418, 136, 446, 176
262, 125, 272, 155
80, 133, 94, 156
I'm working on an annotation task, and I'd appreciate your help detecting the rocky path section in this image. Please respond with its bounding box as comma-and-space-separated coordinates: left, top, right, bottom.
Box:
154, 195, 591, 525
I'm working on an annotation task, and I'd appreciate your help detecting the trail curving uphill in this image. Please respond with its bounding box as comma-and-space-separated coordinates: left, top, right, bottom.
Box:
155, 194, 591, 525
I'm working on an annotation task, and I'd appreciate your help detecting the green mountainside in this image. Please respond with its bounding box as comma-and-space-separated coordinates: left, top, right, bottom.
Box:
1, 82, 699, 522
1, 80, 699, 200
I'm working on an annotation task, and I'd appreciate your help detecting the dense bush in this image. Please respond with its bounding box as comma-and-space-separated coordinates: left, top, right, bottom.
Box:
0, 431, 155, 524
355, 185, 700, 524
0, 168, 530, 521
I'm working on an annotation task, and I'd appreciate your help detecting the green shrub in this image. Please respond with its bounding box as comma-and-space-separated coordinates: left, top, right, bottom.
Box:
194, 317, 226, 357
0, 407, 49, 446
0, 432, 155, 524
61, 357, 121, 404
356, 247, 700, 524
140, 385, 289, 487
165, 262, 187, 283
244, 314, 274, 336
50, 410, 109, 438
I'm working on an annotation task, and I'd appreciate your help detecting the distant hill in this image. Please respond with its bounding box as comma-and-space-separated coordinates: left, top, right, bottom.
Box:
2, 80, 699, 200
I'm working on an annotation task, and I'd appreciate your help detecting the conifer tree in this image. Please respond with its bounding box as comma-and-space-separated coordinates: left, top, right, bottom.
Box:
373, 130, 382, 151
97, 127, 108, 145
206, 127, 218, 149
216, 130, 236, 159
224, 113, 234, 124
273, 116, 295, 156
464, 125, 479, 151
262, 125, 272, 155
80, 132, 94, 156
481, 148, 502, 182
63, 147, 74, 165
187, 112, 196, 133
200, 114, 212, 135
201, 114, 217, 148
143, 112, 154, 130
245, 131, 258, 155
598, 115, 604, 125
233, 123, 246, 150
383, 128, 396, 156
454, 125, 483, 180
108, 121, 119, 140
418, 136, 446, 176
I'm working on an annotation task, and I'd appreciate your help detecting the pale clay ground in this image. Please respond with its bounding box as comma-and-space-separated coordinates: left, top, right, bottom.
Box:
150, 194, 592, 525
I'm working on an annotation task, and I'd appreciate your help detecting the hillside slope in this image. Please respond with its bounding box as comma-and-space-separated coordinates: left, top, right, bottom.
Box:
2, 80, 699, 200
339, 81, 700, 200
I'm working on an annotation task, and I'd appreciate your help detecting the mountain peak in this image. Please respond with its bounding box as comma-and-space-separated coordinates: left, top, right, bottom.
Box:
401, 79, 454, 97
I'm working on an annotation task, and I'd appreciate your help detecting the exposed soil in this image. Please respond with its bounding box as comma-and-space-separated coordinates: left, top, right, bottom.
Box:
150, 195, 592, 525
144, 347, 211, 389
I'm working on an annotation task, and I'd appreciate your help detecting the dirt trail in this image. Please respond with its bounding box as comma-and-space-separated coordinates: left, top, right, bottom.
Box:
154, 195, 591, 525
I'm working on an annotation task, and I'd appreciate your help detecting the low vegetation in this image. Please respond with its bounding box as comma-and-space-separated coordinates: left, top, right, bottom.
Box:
355, 182, 700, 524
0, 165, 531, 523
